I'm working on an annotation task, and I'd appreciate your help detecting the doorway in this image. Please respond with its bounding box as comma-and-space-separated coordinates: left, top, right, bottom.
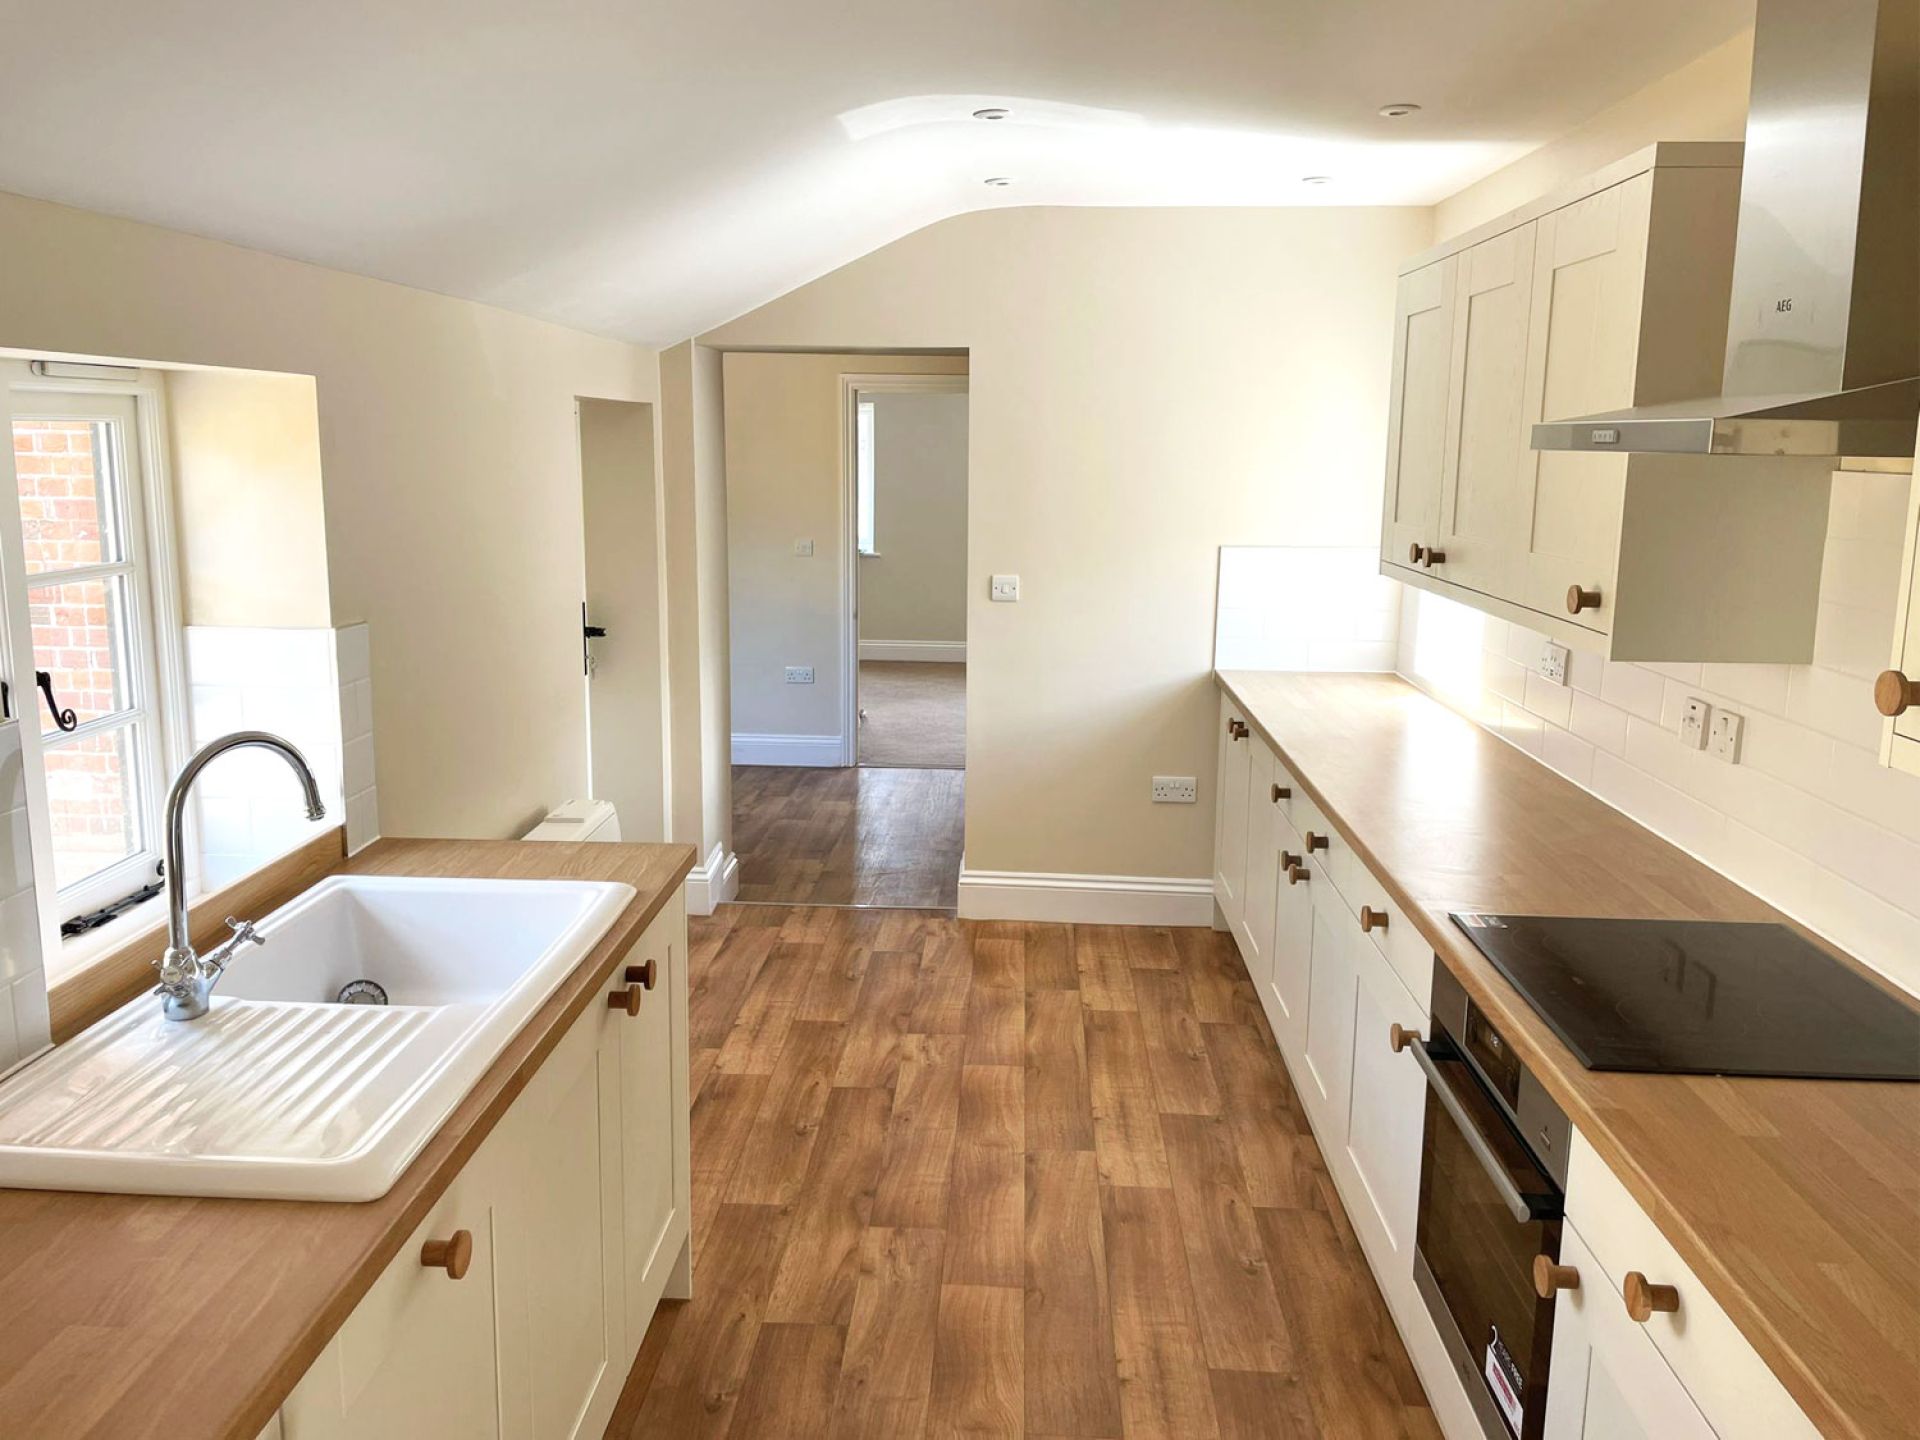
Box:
721, 353, 967, 909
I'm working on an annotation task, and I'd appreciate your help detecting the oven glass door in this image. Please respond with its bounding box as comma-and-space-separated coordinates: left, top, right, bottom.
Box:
1414, 1036, 1561, 1440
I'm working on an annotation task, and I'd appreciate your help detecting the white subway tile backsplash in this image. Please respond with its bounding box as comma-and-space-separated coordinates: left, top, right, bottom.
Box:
1214, 547, 1399, 673
1396, 461, 1920, 997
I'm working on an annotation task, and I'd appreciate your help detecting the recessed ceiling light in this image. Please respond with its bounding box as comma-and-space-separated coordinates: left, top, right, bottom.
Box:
1377, 102, 1422, 119
983, 176, 1012, 187
1301, 175, 1332, 185
972, 107, 1010, 121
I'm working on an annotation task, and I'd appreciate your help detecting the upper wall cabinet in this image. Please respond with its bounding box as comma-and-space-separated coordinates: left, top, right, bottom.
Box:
1380, 143, 1838, 663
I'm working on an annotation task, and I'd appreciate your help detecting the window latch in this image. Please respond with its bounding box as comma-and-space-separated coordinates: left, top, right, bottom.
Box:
35, 670, 78, 732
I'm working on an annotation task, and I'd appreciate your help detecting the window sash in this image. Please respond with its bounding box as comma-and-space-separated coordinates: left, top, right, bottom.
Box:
856, 399, 877, 556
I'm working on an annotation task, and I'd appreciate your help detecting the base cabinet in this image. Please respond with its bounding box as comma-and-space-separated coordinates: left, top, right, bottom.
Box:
280, 894, 691, 1440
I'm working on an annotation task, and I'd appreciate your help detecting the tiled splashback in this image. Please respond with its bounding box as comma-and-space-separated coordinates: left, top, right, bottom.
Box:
0, 724, 47, 1075
1396, 466, 1919, 999
1214, 546, 1400, 672
187, 624, 379, 889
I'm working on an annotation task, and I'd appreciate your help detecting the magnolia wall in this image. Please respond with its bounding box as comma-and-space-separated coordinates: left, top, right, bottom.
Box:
705, 206, 1433, 883
859, 390, 969, 654
0, 187, 657, 842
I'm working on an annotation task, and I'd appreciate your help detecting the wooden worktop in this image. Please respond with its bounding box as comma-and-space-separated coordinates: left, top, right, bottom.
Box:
0, 835, 695, 1440
1216, 670, 1920, 1440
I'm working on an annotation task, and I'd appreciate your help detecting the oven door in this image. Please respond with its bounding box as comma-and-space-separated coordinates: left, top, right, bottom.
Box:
1410, 1032, 1562, 1440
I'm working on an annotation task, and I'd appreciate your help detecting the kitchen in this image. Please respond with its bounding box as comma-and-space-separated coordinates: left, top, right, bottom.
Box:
0, 1, 1913, 1438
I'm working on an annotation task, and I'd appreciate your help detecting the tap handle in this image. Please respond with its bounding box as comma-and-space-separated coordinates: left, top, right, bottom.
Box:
225, 917, 265, 947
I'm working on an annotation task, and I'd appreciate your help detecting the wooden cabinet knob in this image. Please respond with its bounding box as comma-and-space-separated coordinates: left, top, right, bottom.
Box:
1279, 850, 1301, 869
608, 983, 643, 1016
1875, 669, 1918, 717
1422, 547, 1445, 568
1270, 782, 1291, 803
1567, 585, 1603, 614
1286, 864, 1309, 886
1623, 1271, 1679, 1321
1304, 831, 1328, 852
1359, 906, 1387, 933
1228, 718, 1249, 741
625, 958, 659, 990
1408, 542, 1428, 566
1388, 1023, 1419, 1053
421, 1229, 473, 1280
1533, 1255, 1580, 1298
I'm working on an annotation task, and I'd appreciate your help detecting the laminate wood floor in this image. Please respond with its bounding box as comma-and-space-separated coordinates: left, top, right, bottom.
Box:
733, 765, 965, 909
608, 905, 1442, 1440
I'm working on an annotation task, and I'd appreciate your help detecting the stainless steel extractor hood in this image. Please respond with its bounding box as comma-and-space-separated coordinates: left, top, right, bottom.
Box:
1532, 0, 1919, 457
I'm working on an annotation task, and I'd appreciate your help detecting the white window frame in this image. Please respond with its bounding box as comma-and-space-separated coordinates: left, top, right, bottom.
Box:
0, 359, 189, 974
855, 399, 878, 557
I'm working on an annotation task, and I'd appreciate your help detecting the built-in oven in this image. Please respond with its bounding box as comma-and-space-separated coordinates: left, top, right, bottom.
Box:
1412, 964, 1571, 1440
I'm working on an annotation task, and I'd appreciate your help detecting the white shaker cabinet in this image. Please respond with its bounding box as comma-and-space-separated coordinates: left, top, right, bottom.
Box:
281, 896, 691, 1440
1877, 427, 1920, 777
1239, 742, 1282, 995
1541, 1225, 1717, 1440
1381, 142, 1834, 663
1212, 694, 1253, 932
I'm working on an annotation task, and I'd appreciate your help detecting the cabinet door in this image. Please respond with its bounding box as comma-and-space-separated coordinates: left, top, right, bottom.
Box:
1543, 1227, 1716, 1440
1438, 223, 1537, 600
1892, 459, 1920, 763
619, 903, 689, 1342
1515, 176, 1652, 630
281, 1165, 503, 1440
1239, 743, 1280, 982
1301, 899, 1357, 1147
1213, 696, 1252, 929
494, 1004, 626, 1440
1343, 940, 1428, 1282
1382, 256, 1459, 572
1266, 815, 1313, 1064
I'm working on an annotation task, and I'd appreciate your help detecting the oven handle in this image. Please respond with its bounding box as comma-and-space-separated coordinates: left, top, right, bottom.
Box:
1407, 1036, 1534, 1225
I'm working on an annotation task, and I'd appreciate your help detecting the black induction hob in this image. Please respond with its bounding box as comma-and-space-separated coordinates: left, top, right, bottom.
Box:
1450, 914, 1920, 1081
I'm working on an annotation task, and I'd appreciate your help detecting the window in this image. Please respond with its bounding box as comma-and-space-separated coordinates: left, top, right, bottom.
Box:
1, 365, 179, 937
855, 398, 877, 556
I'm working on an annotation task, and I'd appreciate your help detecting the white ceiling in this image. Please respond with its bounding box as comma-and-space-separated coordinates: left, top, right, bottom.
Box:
0, 1, 1751, 345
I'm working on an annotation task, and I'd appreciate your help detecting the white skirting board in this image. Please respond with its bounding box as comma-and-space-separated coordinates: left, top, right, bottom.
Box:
957, 866, 1214, 926
730, 733, 844, 767
684, 842, 739, 916
858, 639, 966, 663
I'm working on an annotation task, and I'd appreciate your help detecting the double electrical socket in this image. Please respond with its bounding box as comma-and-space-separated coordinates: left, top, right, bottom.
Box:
1681, 696, 1742, 763
784, 666, 815, 685
1151, 775, 1198, 803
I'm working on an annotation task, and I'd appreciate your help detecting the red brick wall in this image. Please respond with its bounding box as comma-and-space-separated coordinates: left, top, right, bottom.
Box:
12, 420, 134, 890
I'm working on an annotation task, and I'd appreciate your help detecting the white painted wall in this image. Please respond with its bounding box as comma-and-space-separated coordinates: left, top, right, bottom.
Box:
859, 391, 968, 651
1396, 464, 1920, 997
704, 206, 1432, 877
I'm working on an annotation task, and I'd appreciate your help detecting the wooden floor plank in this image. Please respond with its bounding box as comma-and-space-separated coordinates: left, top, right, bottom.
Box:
764, 1087, 893, 1325
733, 764, 964, 908
927, 1284, 1024, 1440
1102, 1183, 1221, 1439
871, 1034, 967, 1229
830, 1227, 946, 1440
1085, 1009, 1171, 1188
725, 1020, 848, 1207
1024, 1150, 1123, 1438
1026, 989, 1095, 1152
618, 908, 1442, 1440
1159, 1112, 1296, 1374
1132, 968, 1224, 1116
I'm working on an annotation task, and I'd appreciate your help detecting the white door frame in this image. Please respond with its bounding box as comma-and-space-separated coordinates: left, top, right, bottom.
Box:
836, 373, 969, 766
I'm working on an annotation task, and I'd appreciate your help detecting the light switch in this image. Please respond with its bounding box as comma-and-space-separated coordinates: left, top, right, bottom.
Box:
793, 539, 814, 557
1708, 708, 1743, 763
990, 574, 1020, 602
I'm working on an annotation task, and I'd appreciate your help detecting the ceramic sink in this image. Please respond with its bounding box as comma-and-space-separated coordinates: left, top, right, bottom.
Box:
0, 874, 632, 1201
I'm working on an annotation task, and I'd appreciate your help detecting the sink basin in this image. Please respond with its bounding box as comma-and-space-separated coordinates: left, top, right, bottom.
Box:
0, 874, 633, 1201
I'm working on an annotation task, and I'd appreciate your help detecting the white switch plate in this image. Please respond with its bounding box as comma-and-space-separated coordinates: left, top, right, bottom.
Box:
784, 666, 815, 685
1151, 775, 1197, 803
793, 538, 814, 557
1680, 698, 1710, 751
1538, 642, 1569, 686
990, 574, 1020, 602
1709, 708, 1743, 763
